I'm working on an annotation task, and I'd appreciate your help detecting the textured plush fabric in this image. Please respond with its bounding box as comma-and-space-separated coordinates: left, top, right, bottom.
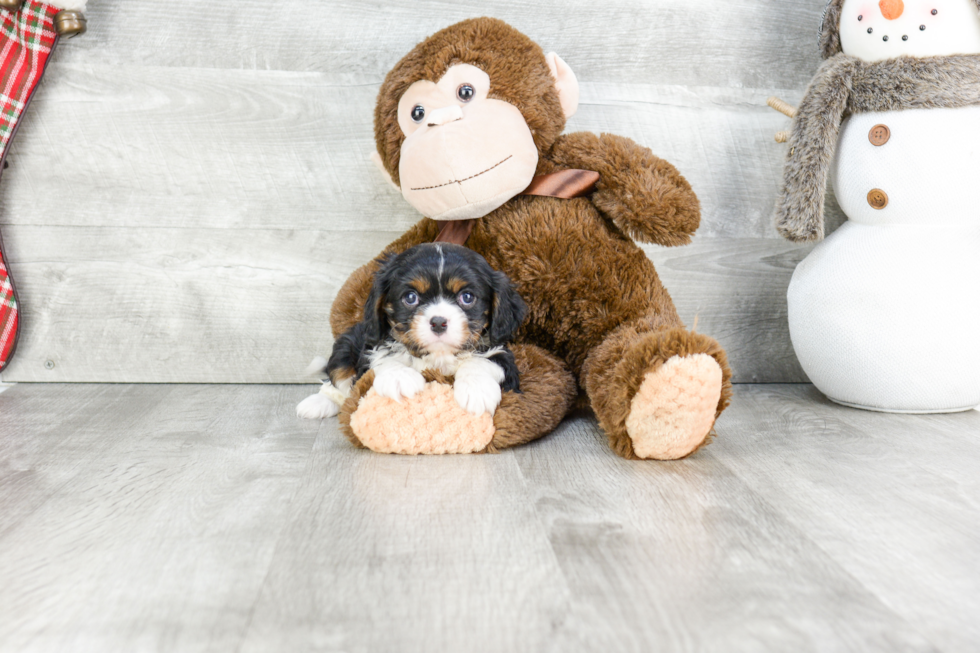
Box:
624, 354, 724, 460
349, 377, 496, 455
788, 222, 980, 412
581, 322, 731, 459
0, 2, 60, 371
774, 54, 980, 242
374, 18, 567, 189
337, 18, 732, 458
339, 344, 577, 454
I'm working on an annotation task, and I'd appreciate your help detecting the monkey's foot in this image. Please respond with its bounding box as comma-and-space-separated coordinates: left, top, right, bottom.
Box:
584, 326, 732, 460
625, 354, 722, 460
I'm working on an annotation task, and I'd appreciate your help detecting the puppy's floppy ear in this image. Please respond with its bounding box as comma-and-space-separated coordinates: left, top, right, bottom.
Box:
362, 255, 396, 345
488, 271, 527, 346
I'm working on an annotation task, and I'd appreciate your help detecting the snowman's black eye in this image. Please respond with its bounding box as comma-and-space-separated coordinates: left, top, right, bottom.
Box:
883, 35, 889, 41
456, 84, 475, 102
858, 15, 863, 21
932, 9, 938, 15
902, 35, 908, 41
920, 25, 926, 30
411, 105, 425, 123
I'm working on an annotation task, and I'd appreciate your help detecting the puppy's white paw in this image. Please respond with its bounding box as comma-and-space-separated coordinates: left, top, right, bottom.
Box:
296, 393, 340, 419
373, 367, 427, 402
454, 373, 502, 416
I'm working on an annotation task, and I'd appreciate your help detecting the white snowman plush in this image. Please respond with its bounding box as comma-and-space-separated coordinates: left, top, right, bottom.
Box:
773, 0, 980, 413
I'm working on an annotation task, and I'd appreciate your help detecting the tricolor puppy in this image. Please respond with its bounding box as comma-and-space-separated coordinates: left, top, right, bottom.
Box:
296, 243, 526, 420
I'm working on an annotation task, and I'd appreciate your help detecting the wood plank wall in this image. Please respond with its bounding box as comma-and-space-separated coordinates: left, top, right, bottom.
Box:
0, 0, 844, 383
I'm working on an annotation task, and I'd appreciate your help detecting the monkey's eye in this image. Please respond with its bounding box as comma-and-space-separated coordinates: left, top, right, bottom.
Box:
458, 291, 476, 307
410, 105, 425, 123
456, 84, 475, 102
403, 291, 420, 307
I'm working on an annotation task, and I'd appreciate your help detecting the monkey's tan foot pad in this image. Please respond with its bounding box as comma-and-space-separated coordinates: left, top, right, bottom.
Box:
625, 354, 723, 460
349, 382, 494, 455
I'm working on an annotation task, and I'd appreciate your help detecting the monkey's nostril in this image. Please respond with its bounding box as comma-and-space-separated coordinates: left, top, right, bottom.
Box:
430, 317, 449, 334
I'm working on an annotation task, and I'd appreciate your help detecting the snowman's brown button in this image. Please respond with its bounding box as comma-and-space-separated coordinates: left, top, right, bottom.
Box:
867, 189, 889, 209
869, 124, 891, 146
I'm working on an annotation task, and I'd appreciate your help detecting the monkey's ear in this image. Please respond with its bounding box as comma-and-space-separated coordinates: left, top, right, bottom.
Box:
545, 52, 579, 119
488, 271, 527, 347
370, 151, 399, 190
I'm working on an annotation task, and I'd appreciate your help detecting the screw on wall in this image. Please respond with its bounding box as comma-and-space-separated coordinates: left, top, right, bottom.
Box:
45, 360, 55, 370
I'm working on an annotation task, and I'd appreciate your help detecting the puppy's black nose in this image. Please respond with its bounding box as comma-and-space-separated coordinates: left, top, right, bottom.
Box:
430, 316, 448, 334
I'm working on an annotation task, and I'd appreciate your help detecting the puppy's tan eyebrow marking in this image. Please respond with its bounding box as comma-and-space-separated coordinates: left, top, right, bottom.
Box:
447, 277, 467, 294
408, 277, 430, 293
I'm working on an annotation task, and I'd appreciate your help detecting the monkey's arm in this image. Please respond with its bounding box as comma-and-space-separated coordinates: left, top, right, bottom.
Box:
549, 132, 701, 247
329, 219, 441, 336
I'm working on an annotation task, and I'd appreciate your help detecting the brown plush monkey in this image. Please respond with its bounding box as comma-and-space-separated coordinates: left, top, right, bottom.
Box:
329, 18, 732, 460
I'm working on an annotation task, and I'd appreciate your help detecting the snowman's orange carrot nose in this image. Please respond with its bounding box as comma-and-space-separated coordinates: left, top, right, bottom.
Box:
879, 0, 904, 20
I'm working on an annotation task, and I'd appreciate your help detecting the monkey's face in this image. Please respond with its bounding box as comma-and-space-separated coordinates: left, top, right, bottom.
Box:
838, 0, 980, 61
395, 64, 540, 221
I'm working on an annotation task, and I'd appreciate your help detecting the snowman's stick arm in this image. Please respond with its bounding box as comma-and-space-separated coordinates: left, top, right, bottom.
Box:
767, 96, 798, 118
767, 97, 799, 144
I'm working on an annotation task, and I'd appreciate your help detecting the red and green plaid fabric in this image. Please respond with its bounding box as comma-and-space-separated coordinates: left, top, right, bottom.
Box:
0, 1, 59, 370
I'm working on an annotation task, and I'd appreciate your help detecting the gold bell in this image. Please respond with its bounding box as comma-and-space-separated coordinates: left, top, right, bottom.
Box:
0, 0, 24, 12
55, 10, 86, 37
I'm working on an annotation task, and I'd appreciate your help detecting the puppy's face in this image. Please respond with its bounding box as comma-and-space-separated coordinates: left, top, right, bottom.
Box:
385, 246, 494, 356
364, 243, 526, 358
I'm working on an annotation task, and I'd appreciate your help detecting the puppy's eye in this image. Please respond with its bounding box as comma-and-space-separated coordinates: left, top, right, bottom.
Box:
411, 105, 425, 123
457, 84, 475, 102
403, 292, 420, 307
458, 291, 475, 307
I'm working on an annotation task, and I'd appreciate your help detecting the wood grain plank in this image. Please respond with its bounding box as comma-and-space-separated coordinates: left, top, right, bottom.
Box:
0, 384, 319, 653
0, 227, 809, 383
645, 237, 812, 383
0, 384, 175, 539
62, 0, 826, 90
0, 65, 837, 238
3, 383, 978, 651
0, 226, 395, 383
239, 419, 571, 653
510, 416, 937, 652
715, 385, 980, 653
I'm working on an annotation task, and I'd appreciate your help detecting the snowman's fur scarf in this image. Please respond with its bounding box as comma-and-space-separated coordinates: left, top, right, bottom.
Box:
821, 0, 980, 58
774, 53, 980, 242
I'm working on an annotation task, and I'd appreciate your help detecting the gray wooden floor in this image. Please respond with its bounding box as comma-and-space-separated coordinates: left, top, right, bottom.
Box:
1, 384, 978, 653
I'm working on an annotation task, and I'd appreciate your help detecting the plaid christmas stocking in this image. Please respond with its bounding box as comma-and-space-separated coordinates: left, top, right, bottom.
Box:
0, 0, 85, 371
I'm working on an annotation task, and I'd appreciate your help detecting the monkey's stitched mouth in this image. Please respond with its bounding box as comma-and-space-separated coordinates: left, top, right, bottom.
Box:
409, 155, 512, 191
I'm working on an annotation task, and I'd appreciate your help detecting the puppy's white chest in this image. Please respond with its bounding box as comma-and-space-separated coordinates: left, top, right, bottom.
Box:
408, 352, 465, 377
